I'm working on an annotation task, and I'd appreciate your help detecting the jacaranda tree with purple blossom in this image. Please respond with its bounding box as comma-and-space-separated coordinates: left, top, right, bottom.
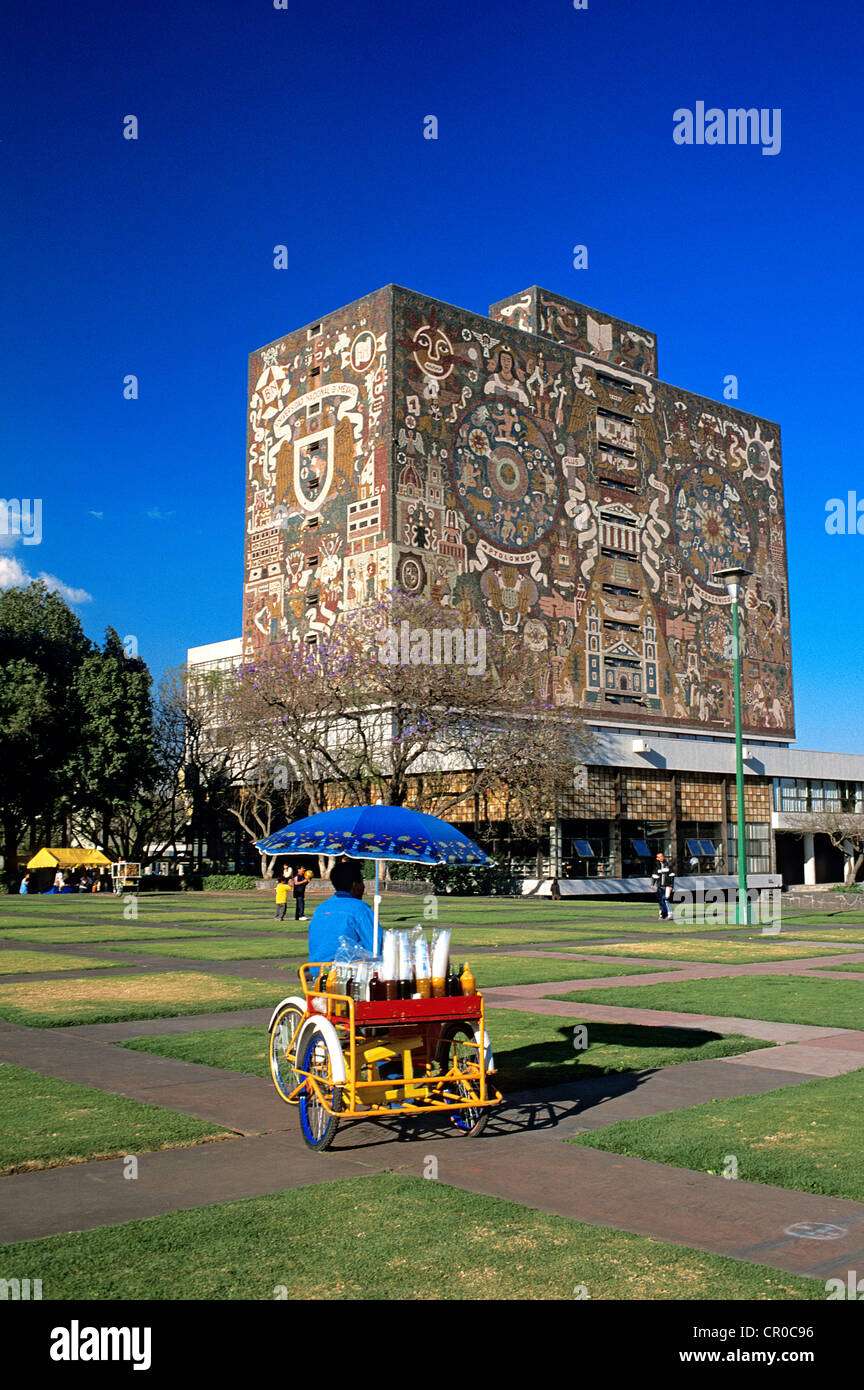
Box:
228, 591, 594, 874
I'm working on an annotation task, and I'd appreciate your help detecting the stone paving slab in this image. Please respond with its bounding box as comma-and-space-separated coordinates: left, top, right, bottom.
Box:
546, 1059, 820, 1124
713, 1044, 864, 1077
0, 1024, 289, 1134
801, 1030, 864, 1051
56, 1008, 275, 1041
0, 1132, 384, 1244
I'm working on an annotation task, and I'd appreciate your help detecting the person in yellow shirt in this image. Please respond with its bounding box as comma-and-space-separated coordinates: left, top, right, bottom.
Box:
275, 878, 290, 921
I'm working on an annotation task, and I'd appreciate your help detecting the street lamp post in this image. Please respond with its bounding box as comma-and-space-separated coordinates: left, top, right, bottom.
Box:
715, 567, 752, 926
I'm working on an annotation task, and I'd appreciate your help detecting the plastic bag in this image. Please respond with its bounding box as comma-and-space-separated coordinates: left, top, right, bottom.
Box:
333, 937, 383, 995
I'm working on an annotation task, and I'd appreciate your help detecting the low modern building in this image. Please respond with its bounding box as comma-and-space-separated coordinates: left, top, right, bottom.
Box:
190, 283, 864, 887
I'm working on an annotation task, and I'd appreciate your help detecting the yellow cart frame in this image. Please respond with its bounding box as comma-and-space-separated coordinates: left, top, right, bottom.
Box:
269, 963, 502, 1150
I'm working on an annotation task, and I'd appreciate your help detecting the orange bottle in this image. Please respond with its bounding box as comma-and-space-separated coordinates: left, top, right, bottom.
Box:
460, 962, 476, 996
325, 966, 339, 993
431, 976, 446, 998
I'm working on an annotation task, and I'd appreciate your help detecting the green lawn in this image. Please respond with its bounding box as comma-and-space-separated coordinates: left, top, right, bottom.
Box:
122, 1008, 770, 1090
0, 950, 121, 974
571, 1069, 864, 1202
452, 954, 670, 988
0, 971, 285, 1027
0, 1062, 233, 1176
810, 962, 864, 974
549, 974, 864, 1030
0, 1172, 821, 1300
98, 939, 307, 962
565, 939, 854, 964
452, 928, 625, 947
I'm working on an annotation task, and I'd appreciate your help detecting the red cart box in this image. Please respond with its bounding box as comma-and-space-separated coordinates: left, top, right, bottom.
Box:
351, 995, 483, 1026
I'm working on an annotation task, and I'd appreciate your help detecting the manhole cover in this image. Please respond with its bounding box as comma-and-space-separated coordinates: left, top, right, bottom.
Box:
784, 1222, 847, 1241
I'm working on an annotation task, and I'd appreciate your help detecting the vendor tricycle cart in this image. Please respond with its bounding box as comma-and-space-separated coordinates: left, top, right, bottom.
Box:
268, 964, 502, 1150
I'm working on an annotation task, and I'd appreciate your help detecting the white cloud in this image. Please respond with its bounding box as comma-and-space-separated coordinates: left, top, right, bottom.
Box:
0, 555, 92, 604
89, 510, 104, 520
39, 573, 93, 604
0, 555, 26, 586
147, 507, 175, 521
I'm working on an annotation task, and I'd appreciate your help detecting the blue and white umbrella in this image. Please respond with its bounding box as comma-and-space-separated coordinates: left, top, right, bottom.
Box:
256, 804, 492, 952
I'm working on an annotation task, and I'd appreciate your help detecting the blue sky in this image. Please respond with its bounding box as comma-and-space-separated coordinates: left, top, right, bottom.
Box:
2, 0, 862, 751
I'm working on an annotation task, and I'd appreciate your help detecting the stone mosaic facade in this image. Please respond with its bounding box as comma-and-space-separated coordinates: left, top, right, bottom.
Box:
244, 283, 793, 739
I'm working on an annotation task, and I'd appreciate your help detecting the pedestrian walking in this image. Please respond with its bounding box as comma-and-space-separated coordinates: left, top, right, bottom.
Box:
651, 853, 675, 920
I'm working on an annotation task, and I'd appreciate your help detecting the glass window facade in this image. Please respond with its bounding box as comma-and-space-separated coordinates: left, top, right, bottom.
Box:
775, 778, 864, 813
727, 823, 772, 875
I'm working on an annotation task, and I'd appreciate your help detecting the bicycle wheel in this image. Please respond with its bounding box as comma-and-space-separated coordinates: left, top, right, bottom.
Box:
435, 1023, 489, 1137
269, 1002, 305, 1104
298, 1028, 343, 1150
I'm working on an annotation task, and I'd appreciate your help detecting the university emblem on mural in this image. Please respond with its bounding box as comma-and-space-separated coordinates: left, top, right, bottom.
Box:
673, 463, 753, 593
450, 400, 561, 553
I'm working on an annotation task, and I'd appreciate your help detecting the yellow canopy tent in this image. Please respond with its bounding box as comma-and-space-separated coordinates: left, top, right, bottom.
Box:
26, 848, 112, 870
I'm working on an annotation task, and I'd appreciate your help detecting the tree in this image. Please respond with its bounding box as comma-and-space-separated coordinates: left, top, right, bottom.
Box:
71, 629, 156, 856
231, 591, 594, 869
0, 582, 93, 883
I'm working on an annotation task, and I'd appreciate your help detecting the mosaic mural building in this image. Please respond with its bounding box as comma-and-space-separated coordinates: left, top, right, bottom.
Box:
188, 283, 864, 887
244, 283, 793, 743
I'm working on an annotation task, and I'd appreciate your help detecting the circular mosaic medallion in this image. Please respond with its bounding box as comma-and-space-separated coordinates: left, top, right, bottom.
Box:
450, 400, 561, 551
674, 463, 753, 594
396, 554, 426, 595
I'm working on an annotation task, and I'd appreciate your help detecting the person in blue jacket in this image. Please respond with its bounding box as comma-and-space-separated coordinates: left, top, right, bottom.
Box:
307, 859, 374, 962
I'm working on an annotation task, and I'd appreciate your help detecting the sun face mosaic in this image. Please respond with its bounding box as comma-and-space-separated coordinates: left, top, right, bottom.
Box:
243, 283, 793, 738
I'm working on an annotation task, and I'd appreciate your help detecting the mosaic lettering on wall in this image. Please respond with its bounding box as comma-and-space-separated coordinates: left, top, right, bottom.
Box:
243, 289, 391, 652
392, 286, 792, 736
